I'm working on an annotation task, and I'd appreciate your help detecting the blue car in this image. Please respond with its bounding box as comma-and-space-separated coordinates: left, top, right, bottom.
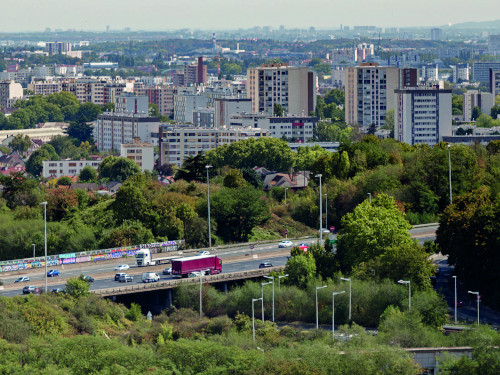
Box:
47, 269, 60, 277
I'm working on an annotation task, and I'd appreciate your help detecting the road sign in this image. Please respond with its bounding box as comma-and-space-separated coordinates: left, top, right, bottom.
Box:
284, 230, 289, 235
330, 226, 335, 232
250, 244, 254, 250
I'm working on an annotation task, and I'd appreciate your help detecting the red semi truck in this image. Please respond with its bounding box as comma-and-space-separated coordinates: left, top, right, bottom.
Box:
172, 255, 222, 277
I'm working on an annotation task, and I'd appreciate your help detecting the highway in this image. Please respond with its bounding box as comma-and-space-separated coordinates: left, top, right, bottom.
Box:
0, 225, 438, 297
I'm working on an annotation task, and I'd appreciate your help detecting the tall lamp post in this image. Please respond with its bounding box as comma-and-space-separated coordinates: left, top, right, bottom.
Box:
398, 280, 411, 312
324, 194, 328, 233
367, 193, 371, 203
315, 285, 327, 329
264, 276, 275, 322
284, 188, 288, 205
199, 273, 204, 317
40, 201, 48, 293
340, 277, 352, 322
252, 298, 262, 341
205, 165, 213, 248
448, 144, 452, 204
315, 174, 323, 241
332, 291, 345, 342
32, 243, 35, 259
261, 281, 272, 322
278, 274, 288, 289
452, 276, 457, 324
468, 291, 480, 326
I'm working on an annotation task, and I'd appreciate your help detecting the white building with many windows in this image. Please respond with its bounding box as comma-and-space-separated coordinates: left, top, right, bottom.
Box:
395, 88, 452, 145
120, 137, 154, 172
42, 158, 102, 178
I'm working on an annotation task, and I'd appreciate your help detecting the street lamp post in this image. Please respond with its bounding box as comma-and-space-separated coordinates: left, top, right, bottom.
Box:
278, 274, 288, 289
315, 174, 323, 241
199, 273, 204, 317
264, 276, 275, 322
284, 188, 288, 205
40, 201, 48, 293
315, 285, 327, 329
32, 243, 35, 259
340, 277, 352, 322
324, 194, 328, 233
205, 165, 213, 249
261, 281, 272, 322
252, 298, 262, 341
398, 280, 411, 312
367, 193, 371, 203
468, 291, 480, 326
452, 276, 457, 324
448, 144, 452, 205
332, 291, 345, 342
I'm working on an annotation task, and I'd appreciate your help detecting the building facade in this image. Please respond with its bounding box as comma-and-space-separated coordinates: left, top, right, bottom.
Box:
463, 90, 494, 122
42, 158, 101, 178
395, 88, 452, 145
0, 80, 23, 108
247, 63, 316, 116
120, 137, 154, 172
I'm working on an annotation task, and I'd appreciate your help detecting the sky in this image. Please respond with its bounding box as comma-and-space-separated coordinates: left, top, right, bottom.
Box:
1, 0, 499, 32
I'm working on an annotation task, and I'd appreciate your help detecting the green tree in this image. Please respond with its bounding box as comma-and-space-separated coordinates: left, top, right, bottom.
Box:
284, 254, 317, 288
66, 121, 94, 143
57, 176, 73, 186
273, 103, 285, 117
79, 166, 98, 183
324, 89, 345, 106
471, 106, 482, 121
208, 186, 269, 242
223, 168, 247, 188
8, 134, 31, 154
25, 144, 59, 176
65, 276, 90, 298
336, 194, 413, 272
175, 153, 212, 182
98, 156, 140, 182
0, 172, 41, 209
382, 109, 394, 132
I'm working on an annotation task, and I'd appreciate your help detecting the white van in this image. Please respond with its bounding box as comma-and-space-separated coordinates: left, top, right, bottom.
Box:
142, 272, 160, 283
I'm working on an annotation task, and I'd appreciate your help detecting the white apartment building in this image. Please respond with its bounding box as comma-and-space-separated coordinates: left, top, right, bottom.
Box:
421, 64, 439, 82
214, 98, 252, 127
120, 138, 154, 172
173, 93, 209, 123
247, 63, 316, 116
395, 88, 452, 145
490, 70, 500, 98
0, 80, 23, 108
463, 90, 494, 122
452, 64, 469, 83
229, 114, 319, 142
488, 34, 500, 55
42, 158, 102, 178
94, 113, 160, 151
345, 64, 401, 128
27, 80, 62, 96
159, 126, 269, 167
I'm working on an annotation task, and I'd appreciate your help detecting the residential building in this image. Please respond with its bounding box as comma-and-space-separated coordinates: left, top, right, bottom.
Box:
344, 63, 401, 128
247, 63, 316, 116
193, 107, 215, 127
395, 88, 452, 145
452, 64, 469, 83
463, 90, 494, 122
42, 158, 102, 178
473, 62, 500, 84
115, 93, 148, 114
136, 85, 176, 117
27, 79, 62, 96
229, 114, 319, 142
488, 34, 500, 55
490, 69, 500, 97
173, 93, 209, 123
184, 57, 207, 85
45, 42, 71, 55
120, 137, 154, 172
214, 98, 252, 127
430, 28, 443, 41
0, 80, 23, 108
159, 125, 268, 167
331, 67, 345, 89
83, 62, 118, 70
421, 64, 439, 81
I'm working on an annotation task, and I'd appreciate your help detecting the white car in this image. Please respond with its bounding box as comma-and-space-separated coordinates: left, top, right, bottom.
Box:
279, 240, 293, 248
197, 251, 210, 256
14, 276, 30, 283
114, 264, 130, 271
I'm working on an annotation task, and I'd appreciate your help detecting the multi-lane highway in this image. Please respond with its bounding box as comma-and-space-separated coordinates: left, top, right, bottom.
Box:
0, 225, 438, 297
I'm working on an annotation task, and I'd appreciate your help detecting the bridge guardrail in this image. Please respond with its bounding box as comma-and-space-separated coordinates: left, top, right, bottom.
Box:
93, 267, 284, 296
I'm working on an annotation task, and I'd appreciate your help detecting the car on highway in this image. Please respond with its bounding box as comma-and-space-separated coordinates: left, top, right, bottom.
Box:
80, 275, 94, 282
197, 251, 210, 256
118, 274, 134, 283
188, 271, 203, 278
162, 267, 172, 275
51, 288, 65, 294
22, 285, 41, 294
455, 301, 464, 308
47, 269, 60, 277
259, 262, 273, 269
278, 240, 293, 248
14, 276, 30, 283
114, 264, 130, 271
114, 273, 127, 281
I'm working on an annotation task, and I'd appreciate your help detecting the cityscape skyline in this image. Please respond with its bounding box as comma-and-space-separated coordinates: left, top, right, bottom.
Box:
1, 0, 499, 33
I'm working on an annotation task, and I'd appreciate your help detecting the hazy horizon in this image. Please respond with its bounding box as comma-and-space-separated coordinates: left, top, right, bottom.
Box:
1, 0, 499, 33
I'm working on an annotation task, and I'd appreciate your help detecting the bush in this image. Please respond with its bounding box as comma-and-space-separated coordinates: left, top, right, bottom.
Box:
125, 303, 143, 322
206, 315, 233, 335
